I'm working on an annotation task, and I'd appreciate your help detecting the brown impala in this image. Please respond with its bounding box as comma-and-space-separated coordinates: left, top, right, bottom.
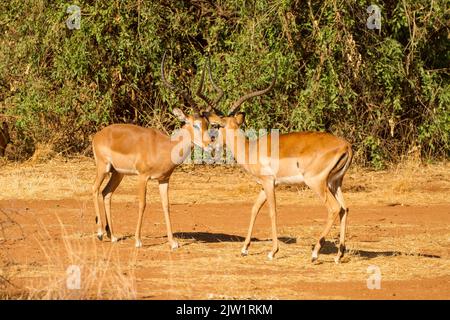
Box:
205, 62, 353, 263
91, 53, 222, 248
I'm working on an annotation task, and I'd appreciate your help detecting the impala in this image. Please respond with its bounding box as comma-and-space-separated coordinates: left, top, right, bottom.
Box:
205, 63, 353, 263
92, 53, 218, 248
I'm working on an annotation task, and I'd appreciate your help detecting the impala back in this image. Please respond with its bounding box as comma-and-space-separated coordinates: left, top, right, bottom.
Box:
92, 124, 174, 177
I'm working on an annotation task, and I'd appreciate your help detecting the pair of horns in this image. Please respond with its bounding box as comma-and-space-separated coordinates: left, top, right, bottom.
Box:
161, 52, 222, 115
161, 51, 277, 116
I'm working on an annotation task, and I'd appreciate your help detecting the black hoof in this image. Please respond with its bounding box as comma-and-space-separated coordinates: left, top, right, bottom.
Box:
105, 225, 111, 238
97, 233, 103, 241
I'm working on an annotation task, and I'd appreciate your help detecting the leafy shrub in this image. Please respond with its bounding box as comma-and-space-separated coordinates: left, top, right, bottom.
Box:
0, 0, 448, 166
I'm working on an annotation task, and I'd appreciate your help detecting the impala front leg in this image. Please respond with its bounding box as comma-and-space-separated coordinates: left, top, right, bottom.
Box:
159, 180, 179, 250
135, 175, 148, 248
262, 179, 278, 260
241, 189, 266, 256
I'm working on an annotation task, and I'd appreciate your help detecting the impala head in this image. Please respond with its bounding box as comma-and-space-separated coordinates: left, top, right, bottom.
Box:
205, 61, 278, 148
171, 107, 211, 148
161, 52, 223, 149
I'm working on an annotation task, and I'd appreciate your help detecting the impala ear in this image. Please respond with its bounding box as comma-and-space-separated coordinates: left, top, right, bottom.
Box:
172, 108, 187, 122
235, 112, 245, 126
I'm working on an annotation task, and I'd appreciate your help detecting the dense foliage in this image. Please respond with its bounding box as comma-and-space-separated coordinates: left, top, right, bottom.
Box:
0, 0, 448, 167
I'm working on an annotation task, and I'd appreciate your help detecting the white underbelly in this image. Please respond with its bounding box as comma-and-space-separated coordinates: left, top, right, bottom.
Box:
114, 167, 139, 175
275, 174, 305, 185
108, 156, 139, 175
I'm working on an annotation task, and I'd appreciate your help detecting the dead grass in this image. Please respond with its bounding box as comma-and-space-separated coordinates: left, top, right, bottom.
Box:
0, 158, 449, 299
3, 207, 448, 299
0, 157, 448, 206
0, 213, 137, 299
109, 226, 450, 299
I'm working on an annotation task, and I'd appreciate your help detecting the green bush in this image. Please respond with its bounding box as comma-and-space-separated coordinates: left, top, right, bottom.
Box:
0, 0, 448, 166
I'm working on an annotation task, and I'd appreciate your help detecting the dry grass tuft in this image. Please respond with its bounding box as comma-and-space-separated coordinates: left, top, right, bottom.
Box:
1, 214, 137, 299
28, 143, 57, 164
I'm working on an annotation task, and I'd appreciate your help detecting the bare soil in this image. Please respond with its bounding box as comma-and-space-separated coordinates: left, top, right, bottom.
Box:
0, 159, 449, 299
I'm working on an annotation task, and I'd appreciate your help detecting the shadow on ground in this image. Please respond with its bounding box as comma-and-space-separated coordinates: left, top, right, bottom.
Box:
174, 231, 296, 244
318, 240, 441, 259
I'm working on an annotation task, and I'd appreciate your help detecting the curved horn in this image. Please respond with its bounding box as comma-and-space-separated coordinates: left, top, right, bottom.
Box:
161, 51, 200, 114
228, 61, 278, 116
195, 61, 213, 107
207, 57, 224, 112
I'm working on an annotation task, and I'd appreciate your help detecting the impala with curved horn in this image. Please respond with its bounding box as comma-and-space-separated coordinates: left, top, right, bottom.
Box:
196, 57, 224, 114
91, 52, 212, 248
206, 62, 353, 263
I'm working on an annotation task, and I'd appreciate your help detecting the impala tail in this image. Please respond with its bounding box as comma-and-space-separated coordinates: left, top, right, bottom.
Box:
329, 144, 353, 185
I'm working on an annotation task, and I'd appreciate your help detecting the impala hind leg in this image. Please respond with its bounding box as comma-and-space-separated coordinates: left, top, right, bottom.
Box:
102, 171, 124, 243
310, 181, 341, 263
159, 181, 179, 250
241, 189, 266, 256
262, 180, 278, 260
334, 184, 348, 263
134, 176, 148, 248
92, 167, 107, 240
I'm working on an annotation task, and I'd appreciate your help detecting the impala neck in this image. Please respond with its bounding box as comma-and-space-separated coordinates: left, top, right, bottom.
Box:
168, 125, 199, 165
227, 128, 251, 170
226, 128, 278, 177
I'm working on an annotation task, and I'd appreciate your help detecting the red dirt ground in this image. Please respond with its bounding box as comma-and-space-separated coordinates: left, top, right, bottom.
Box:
1, 198, 449, 299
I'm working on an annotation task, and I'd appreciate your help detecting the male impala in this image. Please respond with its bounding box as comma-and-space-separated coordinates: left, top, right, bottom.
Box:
206, 63, 353, 263
92, 53, 216, 248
